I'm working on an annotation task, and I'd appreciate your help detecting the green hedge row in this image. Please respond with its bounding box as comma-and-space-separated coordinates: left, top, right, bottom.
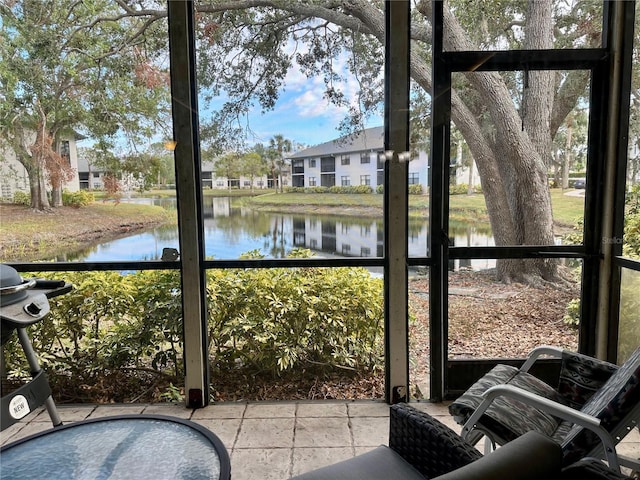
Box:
285, 185, 373, 194
4, 250, 384, 394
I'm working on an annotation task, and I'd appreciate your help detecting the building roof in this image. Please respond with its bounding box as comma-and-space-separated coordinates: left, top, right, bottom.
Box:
288, 126, 384, 159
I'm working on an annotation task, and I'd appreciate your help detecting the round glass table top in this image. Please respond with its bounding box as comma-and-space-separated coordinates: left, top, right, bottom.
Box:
1, 415, 230, 479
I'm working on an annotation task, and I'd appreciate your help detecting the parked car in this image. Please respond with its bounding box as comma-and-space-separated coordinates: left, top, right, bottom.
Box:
574, 179, 586, 189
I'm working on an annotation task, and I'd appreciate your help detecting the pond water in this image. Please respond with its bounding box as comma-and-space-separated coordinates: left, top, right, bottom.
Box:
59, 196, 495, 268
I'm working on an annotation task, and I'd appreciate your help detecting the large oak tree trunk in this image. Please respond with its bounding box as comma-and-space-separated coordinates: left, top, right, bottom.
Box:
28, 161, 50, 210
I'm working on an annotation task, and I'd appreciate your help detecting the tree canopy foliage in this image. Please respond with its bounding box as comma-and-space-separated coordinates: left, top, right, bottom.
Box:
0, 0, 170, 209
3, 0, 638, 283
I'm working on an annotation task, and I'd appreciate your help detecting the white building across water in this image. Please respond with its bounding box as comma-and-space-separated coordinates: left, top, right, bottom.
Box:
287, 126, 430, 192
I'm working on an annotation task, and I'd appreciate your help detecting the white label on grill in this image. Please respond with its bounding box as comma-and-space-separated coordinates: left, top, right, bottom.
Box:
9, 395, 30, 419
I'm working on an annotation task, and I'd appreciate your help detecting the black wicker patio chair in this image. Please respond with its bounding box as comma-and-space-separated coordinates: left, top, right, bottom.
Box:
449, 345, 640, 473
290, 403, 631, 480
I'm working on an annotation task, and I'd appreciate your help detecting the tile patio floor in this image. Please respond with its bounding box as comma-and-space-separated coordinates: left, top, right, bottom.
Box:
1, 400, 638, 479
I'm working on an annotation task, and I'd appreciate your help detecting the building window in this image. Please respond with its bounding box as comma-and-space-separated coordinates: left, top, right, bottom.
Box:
321, 173, 335, 187
341, 155, 350, 166
409, 172, 419, 185
321, 156, 335, 172
309, 159, 316, 168
257, 180, 264, 187
360, 175, 371, 186
292, 159, 304, 174
93, 172, 100, 178
217, 181, 225, 187
361, 247, 371, 257
376, 151, 385, 169
309, 177, 317, 186
310, 239, 318, 248
341, 176, 350, 186
244, 180, 251, 187
342, 224, 349, 234
292, 175, 304, 187
342, 244, 351, 255
1, 182, 12, 198
360, 152, 371, 164
361, 225, 371, 236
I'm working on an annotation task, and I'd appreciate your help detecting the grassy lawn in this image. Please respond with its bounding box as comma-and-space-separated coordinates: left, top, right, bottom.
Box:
248, 188, 584, 227
549, 189, 585, 227
0, 202, 172, 262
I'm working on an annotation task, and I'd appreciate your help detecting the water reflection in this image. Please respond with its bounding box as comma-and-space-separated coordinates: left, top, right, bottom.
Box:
58, 197, 495, 264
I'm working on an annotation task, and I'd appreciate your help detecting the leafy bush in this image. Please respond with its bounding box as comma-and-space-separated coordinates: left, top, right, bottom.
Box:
207, 254, 383, 373
4, 253, 384, 401
376, 185, 384, 194
623, 213, 640, 259
306, 186, 329, 194
619, 270, 640, 362
62, 189, 95, 208
323, 185, 372, 194
284, 186, 373, 194
12, 191, 30, 206
562, 298, 580, 327
450, 183, 482, 195
409, 184, 423, 195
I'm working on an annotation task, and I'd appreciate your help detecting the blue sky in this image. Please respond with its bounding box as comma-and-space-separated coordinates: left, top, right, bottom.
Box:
201, 46, 384, 152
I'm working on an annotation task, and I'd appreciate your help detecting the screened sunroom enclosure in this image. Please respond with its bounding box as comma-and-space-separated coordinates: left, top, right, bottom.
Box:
8, 0, 638, 407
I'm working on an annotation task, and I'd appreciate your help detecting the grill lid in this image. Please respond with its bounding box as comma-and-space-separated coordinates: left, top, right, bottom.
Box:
0, 264, 36, 307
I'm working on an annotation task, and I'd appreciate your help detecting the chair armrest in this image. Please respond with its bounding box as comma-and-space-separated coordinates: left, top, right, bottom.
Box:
461, 384, 621, 471
433, 431, 562, 480
520, 345, 563, 372
389, 404, 482, 479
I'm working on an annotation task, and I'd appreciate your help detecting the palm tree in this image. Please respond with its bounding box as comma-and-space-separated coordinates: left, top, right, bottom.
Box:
269, 134, 292, 193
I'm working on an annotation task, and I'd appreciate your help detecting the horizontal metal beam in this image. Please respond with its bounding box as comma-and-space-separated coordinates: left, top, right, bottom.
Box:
443, 48, 608, 72
9, 257, 386, 273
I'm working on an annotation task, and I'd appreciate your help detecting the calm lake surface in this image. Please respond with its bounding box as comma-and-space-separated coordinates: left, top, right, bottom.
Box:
60, 196, 495, 268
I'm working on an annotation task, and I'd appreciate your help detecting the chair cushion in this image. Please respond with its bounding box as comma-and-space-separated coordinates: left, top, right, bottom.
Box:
433, 431, 562, 480
557, 350, 618, 410
289, 445, 426, 480
449, 364, 567, 443
559, 346, 640, 465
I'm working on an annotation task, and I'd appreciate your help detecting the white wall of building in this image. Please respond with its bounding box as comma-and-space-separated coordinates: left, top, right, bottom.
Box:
1, 132, 81, 198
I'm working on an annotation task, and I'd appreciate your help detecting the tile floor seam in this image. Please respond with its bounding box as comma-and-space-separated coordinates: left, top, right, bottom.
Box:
346, 403, 356, 456
230, 403, 248, 451
290, 402, 300, 476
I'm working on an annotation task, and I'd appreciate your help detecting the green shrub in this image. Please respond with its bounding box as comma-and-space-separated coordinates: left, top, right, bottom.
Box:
207, 253, 383, 373
563, 298, 580, 327
306, 186, 329, 194
376, 185, 384, 194
62, 189, 95, 208
619, 270, 640, 362
5, 254, 384, 400
449, 183, 482, 195
285, 186, 373, 194
13, 191, 30, 206
623, 213, 640, 259
409, 184, 423, 195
